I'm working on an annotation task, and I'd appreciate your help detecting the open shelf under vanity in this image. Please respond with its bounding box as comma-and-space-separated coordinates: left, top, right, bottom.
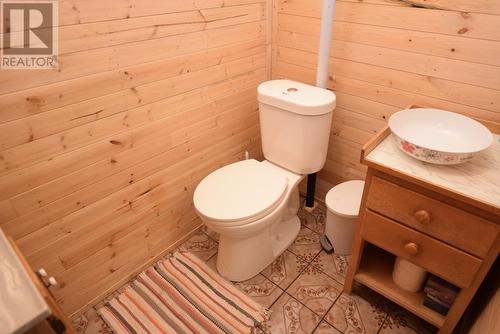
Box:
355, 244, 446, 327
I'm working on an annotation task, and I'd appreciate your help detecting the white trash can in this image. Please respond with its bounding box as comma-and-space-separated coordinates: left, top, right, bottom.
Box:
324, 180, 365, 255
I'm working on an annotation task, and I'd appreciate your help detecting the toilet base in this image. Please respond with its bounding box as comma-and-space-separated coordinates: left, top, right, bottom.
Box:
271, 215, 301, 258
216, 215, 301, 282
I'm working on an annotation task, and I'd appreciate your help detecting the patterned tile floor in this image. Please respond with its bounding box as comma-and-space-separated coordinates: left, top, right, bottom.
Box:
71, 201, 437, 334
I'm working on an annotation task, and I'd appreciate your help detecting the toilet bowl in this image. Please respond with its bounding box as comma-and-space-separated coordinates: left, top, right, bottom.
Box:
193, 79, 336, 281
194, 159, 304, 281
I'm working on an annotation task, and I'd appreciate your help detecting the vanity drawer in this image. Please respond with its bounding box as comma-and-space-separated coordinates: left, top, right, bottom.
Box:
366, 176, 498, 258
362, 210, 482, 288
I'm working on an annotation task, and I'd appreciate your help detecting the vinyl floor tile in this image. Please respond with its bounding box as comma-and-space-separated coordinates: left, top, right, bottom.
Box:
380, 304, 438, 334
287, 225, 323, 262
323, 289, 388, 334
311, 251, 349, 285
259, 293, 321, 334
233, 273, 285, 309
201, 224, 220, 241
206, 253, 284, 309
286, 269, 343, 318
298, 205, 326, 235
176, 228, 218, 261
261, 250, 310, 290
313, 321, 342, 334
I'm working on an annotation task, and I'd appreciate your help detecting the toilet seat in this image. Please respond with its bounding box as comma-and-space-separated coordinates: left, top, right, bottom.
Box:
193, 159, 288, 225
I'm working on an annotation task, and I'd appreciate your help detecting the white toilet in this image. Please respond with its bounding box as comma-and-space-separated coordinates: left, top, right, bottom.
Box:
193, 80, 336, 281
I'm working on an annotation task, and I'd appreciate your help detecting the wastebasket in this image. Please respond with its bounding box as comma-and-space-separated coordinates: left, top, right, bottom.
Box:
324, 180, 365, 255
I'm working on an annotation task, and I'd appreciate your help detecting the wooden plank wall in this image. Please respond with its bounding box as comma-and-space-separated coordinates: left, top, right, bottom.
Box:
272, 0, 500, 199
0, 0, 270, 316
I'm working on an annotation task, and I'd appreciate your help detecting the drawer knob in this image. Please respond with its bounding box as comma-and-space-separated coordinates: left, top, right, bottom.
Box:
404, 242, 419, 255
414, 210, 430, 224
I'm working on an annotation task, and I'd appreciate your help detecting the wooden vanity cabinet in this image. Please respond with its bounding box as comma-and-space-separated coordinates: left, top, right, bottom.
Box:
344, 126, 500, 334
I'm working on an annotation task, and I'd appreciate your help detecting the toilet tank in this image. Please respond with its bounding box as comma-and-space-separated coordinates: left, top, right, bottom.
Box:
257, 80, 336, 174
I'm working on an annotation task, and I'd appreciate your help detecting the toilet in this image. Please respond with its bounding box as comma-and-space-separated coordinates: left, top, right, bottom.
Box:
193, 80, 336, 281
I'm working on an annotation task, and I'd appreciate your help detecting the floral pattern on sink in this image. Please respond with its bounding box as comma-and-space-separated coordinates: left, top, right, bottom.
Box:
393, 134, 474, 165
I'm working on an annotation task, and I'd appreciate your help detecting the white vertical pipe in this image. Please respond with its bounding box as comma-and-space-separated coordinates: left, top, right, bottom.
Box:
315, 0, 336, 88
306, 0, 336, 209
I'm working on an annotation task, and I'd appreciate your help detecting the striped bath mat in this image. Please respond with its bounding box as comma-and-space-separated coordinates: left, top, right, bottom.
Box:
98, 252, 270, 334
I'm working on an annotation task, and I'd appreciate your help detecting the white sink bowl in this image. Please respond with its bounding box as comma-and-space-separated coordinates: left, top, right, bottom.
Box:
388, 108, 493, 165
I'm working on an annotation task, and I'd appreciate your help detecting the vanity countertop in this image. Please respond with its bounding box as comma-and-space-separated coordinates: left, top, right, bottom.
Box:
365, 132, 500, 217
0, 228, 50, 334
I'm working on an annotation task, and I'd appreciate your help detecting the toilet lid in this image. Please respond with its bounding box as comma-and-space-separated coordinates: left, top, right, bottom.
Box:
194, 159, 288, 222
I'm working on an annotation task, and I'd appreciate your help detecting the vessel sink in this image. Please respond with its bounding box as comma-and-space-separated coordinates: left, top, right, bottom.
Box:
388, 108, 493, 165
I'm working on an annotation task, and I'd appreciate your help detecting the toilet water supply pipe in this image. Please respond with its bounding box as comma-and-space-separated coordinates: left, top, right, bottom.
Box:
305, 0, 336, 208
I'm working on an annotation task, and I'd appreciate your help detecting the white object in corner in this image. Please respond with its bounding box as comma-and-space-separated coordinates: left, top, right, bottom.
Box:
0, 228, 50, 334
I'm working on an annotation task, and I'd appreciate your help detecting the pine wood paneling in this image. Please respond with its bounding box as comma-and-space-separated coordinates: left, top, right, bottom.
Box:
277, 0, 500, 40
0, 1, 269, 316
279, 15, 500, 66
56, 0, 265, 26
272, 0, 500, 200
0, 22, 266, 120
0, 39, 265, 151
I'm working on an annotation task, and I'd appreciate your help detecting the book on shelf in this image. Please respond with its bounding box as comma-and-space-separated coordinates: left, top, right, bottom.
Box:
423, 274, 459, 306
423, 294, 450, 316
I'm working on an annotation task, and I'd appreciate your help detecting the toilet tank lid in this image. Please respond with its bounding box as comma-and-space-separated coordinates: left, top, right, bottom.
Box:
325, 180, 365, 218
258, 80, 336, 116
